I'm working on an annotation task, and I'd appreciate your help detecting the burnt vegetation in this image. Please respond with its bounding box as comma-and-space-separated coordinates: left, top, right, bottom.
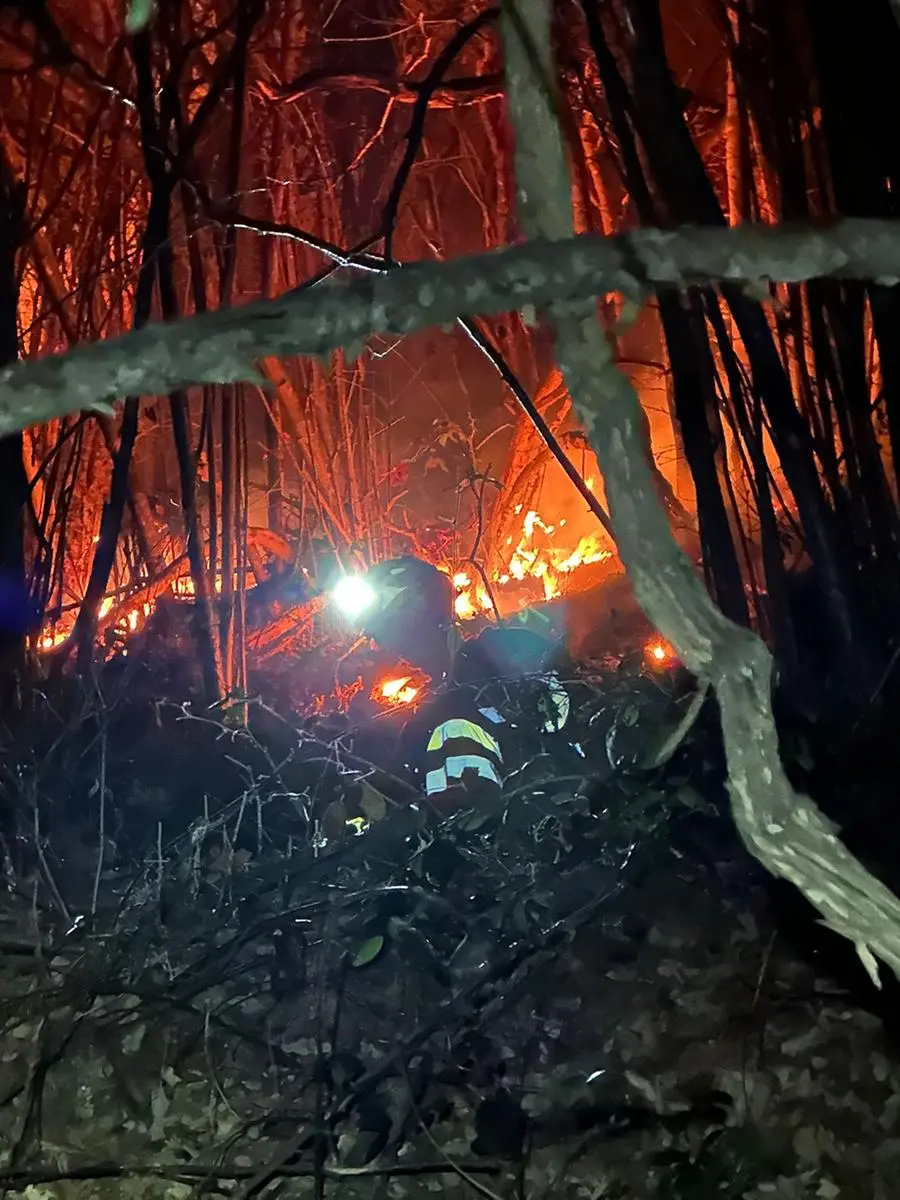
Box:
1, 0, 900, 1197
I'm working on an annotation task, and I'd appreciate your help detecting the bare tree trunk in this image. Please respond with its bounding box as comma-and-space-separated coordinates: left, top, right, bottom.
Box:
659, 292, 749, 625
574, 4, 748, 621
501, 0, 900, 984
260, 250, 284, 536
802, 0, 900, 571
73, 26, 224, 695
71, 177, 167, 669
156, 251, 223, 704
0, 172, 29, 681
215, 1, 259, 703
583, 0, 870, 692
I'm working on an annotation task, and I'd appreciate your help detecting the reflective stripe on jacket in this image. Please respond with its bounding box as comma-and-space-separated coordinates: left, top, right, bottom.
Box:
423, 713, 503, 796
409, 672, 571, 799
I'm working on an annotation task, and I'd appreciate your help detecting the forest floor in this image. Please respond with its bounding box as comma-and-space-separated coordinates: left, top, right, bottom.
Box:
0, 653, 897, 1200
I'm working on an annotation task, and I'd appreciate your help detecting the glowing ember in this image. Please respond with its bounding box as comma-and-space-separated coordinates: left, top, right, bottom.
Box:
646, 639, 674, 666
380, 676, 419, 703
34, 570, 194, 654
372, 667, 431, 708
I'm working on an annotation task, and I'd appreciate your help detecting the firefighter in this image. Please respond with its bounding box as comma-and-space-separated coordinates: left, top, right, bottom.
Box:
410, 622, 572, 803
330, 556, 572, 803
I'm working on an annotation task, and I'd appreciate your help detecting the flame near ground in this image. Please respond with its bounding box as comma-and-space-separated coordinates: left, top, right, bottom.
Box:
370, 636, 675, 713
32, 498, 674, 699
451, 504, 615, 620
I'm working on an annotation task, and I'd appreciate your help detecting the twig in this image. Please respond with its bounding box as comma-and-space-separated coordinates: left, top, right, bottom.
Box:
90, 728, 107, 919
461, 467, 504, 624
233, 874, 623, 1200
0, 1159, 503, 1189
457, 317, 614, 536
647, 683, 709, 769
30, 801, 70, 926
380, 7, 499, 259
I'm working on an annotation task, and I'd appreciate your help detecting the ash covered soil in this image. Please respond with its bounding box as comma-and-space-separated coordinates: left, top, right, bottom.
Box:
0, 655, 898, 1200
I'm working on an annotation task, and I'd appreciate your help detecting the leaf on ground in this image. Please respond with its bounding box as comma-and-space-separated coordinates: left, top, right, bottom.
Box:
792, 1124, 821, 1164
352, 934, 385, 968
322, 800, 348, 841
625, 1069, 661, 1109
358, 779, 389, 823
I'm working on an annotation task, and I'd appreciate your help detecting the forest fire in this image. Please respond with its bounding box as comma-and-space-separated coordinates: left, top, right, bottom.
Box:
33, 487, 622, 660
30, 498, 627, 669
5, 0, 900, 1185
451, 505, 614, 620
37, 594, 155, 653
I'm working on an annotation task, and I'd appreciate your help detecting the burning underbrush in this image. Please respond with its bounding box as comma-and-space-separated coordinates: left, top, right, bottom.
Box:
36, 498, 618, 655
0, 473, 896, 1198
451, 503, 616, 619
28, 495, 666, 722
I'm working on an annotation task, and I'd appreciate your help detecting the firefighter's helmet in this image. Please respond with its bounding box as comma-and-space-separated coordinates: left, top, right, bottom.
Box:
331, 556, 455, 678
365, 557, 454, 630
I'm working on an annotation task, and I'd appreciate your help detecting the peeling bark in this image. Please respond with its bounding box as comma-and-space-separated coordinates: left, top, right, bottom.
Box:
500, 0, 900, 982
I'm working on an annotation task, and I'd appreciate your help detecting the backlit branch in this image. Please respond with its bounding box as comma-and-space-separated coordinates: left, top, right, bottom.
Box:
260, 71, 504, 107
500, 0, 900, 982
3, 218, 900, 439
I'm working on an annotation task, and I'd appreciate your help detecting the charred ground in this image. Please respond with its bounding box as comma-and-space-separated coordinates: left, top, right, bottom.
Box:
0, 630, 899, 1200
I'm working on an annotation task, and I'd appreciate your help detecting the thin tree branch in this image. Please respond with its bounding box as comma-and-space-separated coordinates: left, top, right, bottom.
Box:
261, 70, 504, 106
197, 195, 615, 534
380, 7, 499, 258
0, 1158, 502, 1188
500, 0, 900, 982
3, 218, 900, 439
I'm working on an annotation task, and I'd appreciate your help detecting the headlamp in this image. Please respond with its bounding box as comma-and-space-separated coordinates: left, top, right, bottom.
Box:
331, 574, 377, 620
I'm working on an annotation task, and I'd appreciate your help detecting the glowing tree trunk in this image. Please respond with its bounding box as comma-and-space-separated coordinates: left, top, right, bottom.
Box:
72, 29, 223, 700
581, 0, 873, 695
0, 172, 29, 676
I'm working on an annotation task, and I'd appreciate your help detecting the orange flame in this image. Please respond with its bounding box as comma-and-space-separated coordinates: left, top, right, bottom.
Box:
371, 667, 431, 708
36, 576, 188, 654
450, 502, 614, 620
645, 639, 675, 667
380, 676, 419, 703
34, 490, 624, 665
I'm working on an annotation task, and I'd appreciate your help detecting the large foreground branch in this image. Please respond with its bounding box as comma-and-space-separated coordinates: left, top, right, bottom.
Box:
3, 219, 900, 438
500, 0, 900, 982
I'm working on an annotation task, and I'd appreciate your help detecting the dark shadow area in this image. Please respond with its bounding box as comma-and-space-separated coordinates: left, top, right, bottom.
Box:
0, 638, 898, 1198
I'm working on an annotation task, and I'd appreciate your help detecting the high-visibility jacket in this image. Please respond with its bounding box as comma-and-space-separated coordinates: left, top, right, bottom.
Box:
401, 671, 571, 800
422, 704, 506, 797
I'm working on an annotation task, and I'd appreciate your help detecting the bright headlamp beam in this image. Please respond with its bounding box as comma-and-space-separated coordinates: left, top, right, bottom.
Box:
331, 575, 377, 619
